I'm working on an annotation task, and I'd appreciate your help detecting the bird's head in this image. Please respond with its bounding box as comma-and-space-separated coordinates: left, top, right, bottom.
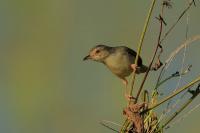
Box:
83, 45, 111, 62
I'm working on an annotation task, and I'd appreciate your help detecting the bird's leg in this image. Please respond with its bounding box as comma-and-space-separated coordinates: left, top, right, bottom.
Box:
121, 78, 129, 97
121, 78, 128, 91
122, 78, 128, 88
121, 78, 136, 101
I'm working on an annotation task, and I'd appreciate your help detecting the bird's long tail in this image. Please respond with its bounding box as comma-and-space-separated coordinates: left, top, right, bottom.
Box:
139, 65, 149, 73
137, 63, 163, 74
135, 65, 148, 74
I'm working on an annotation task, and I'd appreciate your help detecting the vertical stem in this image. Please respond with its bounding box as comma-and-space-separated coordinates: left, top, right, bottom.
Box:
129, 0, 157, 101
135, 3, 165, 103
121, 0, 157, 132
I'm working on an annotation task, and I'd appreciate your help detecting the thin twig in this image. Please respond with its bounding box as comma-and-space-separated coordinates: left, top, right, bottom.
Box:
100, 122, 120, 133
120, 119, 130, 133
134, 2, 165, 103
151, 35, 200, 125
186, 12, 190, 39
160, 0, 195, 44
129, 0, 157, 100
143, 75, 200, 113
165, 35, 200, 68
149, 69, 191, 132
155, 34, 200, 94
122, 1, 157, 132
157, 65, 192, 91
101, 120, 122, 127
170, 102, 200, 127
159, 84, 200, 131
172, 11, 190, 92
164, 10, 190, 115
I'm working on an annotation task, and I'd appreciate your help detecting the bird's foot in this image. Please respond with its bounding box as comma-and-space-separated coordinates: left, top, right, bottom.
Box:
131, 64, 139, 73
125, 94, 136, 101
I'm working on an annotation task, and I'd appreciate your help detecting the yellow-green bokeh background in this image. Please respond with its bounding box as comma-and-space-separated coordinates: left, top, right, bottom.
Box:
0, 0, 200, 133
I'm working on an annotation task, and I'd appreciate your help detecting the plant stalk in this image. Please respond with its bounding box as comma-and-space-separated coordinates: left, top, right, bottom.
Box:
129, 0, 157, 99
158, 87, 200, 131
143, 76, 200, 113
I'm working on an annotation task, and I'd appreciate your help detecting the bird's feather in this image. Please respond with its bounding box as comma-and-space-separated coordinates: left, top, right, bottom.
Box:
123, 47, 143, 66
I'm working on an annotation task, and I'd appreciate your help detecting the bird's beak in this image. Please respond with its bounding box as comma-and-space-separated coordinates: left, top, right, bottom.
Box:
83, 55, 91, 61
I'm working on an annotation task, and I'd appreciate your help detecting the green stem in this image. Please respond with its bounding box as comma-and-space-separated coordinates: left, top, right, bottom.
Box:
155, 72, 180, 90
162, 98, 193, 128
158, 88, 200, 131
156, 75, 174, 89
122, 0, 157, 132
143, 75, 200, 113
160, 0, 194, 44
129, 0, 157, 98
120, 119, 130, 133
134, 0, 164, 103
143, 90, 149, 103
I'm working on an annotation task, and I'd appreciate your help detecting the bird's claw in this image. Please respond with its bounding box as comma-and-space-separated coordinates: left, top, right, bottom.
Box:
131, 64, 139, 72
125, 94, 136, 101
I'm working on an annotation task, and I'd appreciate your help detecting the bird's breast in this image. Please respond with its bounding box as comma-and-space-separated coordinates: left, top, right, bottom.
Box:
104, 53, 133, 77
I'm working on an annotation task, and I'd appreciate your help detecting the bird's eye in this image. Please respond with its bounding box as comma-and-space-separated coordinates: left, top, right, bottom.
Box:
96, 50, 100, 53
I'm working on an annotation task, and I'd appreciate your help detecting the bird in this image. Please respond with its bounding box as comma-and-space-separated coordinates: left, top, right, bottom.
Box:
83, 45, 148, 87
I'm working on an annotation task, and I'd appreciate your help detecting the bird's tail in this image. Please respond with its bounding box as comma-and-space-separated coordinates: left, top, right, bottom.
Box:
136, 65, 148, 74
137, 63, 163, 74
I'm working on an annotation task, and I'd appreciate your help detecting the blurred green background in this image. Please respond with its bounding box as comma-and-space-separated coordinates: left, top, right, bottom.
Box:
0, 0, 200, 133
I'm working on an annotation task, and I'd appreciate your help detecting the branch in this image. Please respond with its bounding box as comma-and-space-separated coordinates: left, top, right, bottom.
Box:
129, 0, 157, 100
160, 0, 196, 44
155, 65, 192, 90
158, 84, 200, 131
134, 2, 165, 103
165, 35, 200, 66
143, 75, 200, 113
156, 35, 200, 90
100, 122, 119, 133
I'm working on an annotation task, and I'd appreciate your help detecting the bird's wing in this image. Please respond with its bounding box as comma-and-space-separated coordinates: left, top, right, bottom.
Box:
125, 47, 143, 66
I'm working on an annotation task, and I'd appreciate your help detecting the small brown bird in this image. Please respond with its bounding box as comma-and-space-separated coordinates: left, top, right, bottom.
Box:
83, 45, 148, 87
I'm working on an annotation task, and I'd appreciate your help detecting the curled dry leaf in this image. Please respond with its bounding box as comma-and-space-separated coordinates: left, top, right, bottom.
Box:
152, 59, 163, 71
